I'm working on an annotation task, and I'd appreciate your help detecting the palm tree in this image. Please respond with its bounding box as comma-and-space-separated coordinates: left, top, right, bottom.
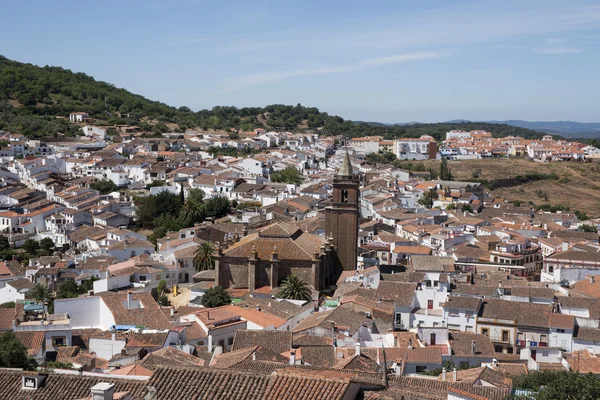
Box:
179, 201, 204, 227
278, 274, 312, 301
193, 242, 216, 272
27, 283, 50, 302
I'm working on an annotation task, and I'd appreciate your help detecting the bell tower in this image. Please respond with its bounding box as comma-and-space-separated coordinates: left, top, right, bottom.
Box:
326, 151, 360, 274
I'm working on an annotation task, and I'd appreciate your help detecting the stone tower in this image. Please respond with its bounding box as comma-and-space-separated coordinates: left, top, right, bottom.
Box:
325, 151, 360, 273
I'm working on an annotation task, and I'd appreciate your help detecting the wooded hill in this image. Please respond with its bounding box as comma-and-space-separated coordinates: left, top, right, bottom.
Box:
0, 55, 551, 141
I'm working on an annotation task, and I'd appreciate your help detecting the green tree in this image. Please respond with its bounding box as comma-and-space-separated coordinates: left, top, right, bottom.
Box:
460, 204, 473, 213
418, 188, 439, 208
0, 331, 37, 370
0, 236, 9, 252
157, 279, 167, 297
39, 237, 55, 255
27, 283, 50, 302
90, 180, 118, 194
204, 197, 230, 219
56, 281, 80, 299
201, 286, 231, 308
278, 274, 312, 301
0, 302, 15, 308
22, 239, 40, 255
158, 295, 171, 306
179, 201, 205, 227
194, 242, 216, 272
511, 371, 600, 400
270, 166, 304, 185
134, 191, 183, 228
580, 224, 598, 233
186, 188, 205, 204
439, 158, 453, 181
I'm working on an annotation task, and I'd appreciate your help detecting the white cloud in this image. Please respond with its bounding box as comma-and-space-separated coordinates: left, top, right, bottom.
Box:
535, 38, 586, 54
535, 47, 586, 54
223, 52, 441, 92
167, 35, 214, 46
217, 2, 600, 54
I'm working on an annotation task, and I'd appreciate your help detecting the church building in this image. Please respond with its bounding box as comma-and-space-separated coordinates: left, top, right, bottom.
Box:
212, 151, 360, 292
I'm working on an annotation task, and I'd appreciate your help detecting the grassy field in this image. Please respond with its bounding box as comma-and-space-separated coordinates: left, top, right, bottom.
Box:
414, 159, 600, 218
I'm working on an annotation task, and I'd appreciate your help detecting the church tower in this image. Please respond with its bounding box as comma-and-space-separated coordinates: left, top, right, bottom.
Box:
326, 151, 360, 274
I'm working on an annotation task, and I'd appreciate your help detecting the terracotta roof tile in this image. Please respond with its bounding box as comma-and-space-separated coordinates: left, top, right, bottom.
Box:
232, 330, 292, 354
137, 347, 205, 370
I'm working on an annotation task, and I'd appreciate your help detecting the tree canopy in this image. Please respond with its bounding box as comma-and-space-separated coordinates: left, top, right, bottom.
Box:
0, 331, 37, 370
510, 370, 600, 400
271, 166, 304, 185
90, 180, 118, 194
278, 274, 312, 301
194, 242, 216, 272
201, 286, 231, 308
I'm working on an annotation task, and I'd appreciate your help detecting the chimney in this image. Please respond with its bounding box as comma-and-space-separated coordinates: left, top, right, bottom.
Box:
91, 382, 115, 400
590, 276, 595, 284
452, 368, 457, 382
208, 335, 213, 353
394, 363, 402, 376
562, 242, 568, 252
111, 331, 116, 342
408, 338, 413, 350
252, 350, 257, 361
471, 340, 476, 355
255, 305, 260, 312
330, 321, 335, 333
22, 372, 47, 390
120, 348, 126, 356
290, 349, 296, 365
127, 291, 133, 309
442, 368, 447, 381
355, 342, 361, 356
88, 290, 94, 296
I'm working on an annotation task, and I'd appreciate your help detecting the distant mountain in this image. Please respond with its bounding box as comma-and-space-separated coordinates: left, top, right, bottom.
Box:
446, 119, 600, 138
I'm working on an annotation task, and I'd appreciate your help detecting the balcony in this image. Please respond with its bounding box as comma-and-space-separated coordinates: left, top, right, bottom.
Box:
516, 340, 547, 347
487, 334, 512, 343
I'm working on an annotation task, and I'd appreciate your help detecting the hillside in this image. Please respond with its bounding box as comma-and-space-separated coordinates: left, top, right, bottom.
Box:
0, 55, 550, 141
413, 159, 600, 218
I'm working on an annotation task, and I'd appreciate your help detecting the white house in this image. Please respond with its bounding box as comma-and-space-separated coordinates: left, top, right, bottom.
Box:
69, 112, 89, 122
0, 279, 34, 304
107, 237, 155, 261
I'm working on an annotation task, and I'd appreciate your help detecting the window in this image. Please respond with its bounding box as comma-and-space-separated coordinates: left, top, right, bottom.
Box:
139, 275, 147, 281
416, 366, 427, 373
425, 280, 432, 287
434, 281, 439, 287
228, 337, 234, 346
341, 189, 349, 204
219, 340, 225, 348
502, 330, 510, 342
481, 328, 489, 336
395, 313, 403, 326
540, 334, 547, 343
542, 350, 549, 357
52, 337, 65, 346
557, 329, 565, 333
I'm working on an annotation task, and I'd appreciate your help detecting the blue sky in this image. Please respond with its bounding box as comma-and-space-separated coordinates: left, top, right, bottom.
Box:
2, 0, 600, 122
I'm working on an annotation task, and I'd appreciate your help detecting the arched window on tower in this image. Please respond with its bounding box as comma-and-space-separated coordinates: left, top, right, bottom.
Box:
341, 189, 349, 204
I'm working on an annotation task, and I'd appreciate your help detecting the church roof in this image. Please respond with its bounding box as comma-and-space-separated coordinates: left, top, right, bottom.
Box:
222, 222, 322, 261
258, 222, 301, 238
338, 151, 353, 177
